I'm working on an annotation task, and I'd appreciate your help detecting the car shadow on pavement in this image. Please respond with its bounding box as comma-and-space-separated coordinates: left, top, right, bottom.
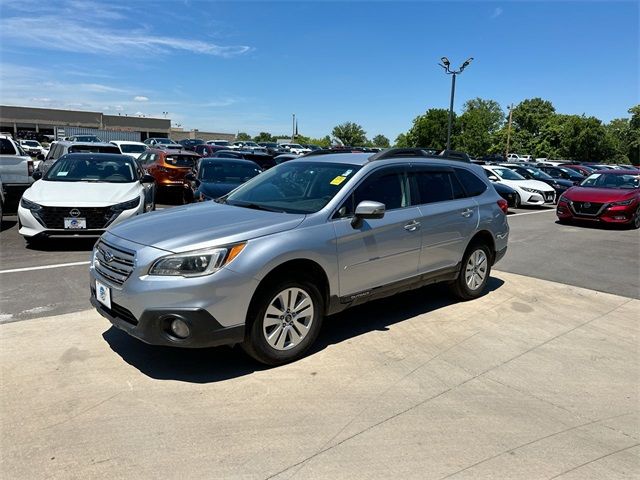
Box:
555, 220, 632, 230
102, 277, 504, 383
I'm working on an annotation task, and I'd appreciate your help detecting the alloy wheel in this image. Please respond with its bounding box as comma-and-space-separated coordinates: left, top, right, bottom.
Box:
465, 249, 488, 291
262, 288, 315, 351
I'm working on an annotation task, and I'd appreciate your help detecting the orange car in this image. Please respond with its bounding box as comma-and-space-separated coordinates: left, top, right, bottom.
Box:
137, 147, 200, 203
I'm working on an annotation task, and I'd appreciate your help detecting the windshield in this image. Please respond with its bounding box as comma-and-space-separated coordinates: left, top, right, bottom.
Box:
493, 168, 526, 181
580, 173, 639, 189
69, 145, 121, 154
524, 168, 553, 180
199, 162, 262, 183
73, 136, 100, 142
164, 154, 199, 168
156, 138, 176, 144
288, 144, 303, 149
211, 141, 229, 145
23, 140, 39, 147
559, 167, 578, 175
120, 144, 147, 153
225, 161, 360, 214
45, 155, 137, 182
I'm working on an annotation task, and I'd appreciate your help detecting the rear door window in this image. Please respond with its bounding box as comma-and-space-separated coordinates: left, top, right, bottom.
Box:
410, 170, 465, 204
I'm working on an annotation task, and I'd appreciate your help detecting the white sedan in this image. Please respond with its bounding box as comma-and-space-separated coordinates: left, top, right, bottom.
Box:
482, 165, 555, 207
110, 141, 148, 160
18, 153, 154, 244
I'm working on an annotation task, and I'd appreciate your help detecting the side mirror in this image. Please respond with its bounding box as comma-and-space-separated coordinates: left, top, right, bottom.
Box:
185, 172, 196, 182
488, 175, 499, 181
36, 154, 45, 161
32, 170, 43, 180
351, 200, 385, 228
140, 173, 155, 184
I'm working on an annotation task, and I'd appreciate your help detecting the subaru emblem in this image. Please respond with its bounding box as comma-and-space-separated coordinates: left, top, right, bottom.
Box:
70, 208, 81, 217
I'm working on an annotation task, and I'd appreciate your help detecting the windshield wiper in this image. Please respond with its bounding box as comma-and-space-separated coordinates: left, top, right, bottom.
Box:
229, 201, 284, 213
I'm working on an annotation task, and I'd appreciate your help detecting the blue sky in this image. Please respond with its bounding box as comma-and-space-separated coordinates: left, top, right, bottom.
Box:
0, 1, 637, 140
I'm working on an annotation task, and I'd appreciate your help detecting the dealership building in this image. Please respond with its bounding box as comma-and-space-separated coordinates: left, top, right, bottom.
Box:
0, 105, 235, 143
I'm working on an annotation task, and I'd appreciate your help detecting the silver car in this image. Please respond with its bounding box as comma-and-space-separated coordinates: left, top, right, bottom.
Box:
90, 150, 509, 364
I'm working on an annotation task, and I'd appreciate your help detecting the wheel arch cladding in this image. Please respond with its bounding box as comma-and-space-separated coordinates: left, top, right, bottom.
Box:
467, 230, 496, 264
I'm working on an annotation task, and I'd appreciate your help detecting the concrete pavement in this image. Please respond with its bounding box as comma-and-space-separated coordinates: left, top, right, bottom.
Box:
1, 271, 638, 479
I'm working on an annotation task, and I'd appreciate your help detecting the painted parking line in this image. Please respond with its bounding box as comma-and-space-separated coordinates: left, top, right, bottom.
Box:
509, 209, 556, 217
0, 261, 91, 274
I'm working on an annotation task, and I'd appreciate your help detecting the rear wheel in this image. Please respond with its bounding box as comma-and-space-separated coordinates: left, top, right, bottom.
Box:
632, 207, 640, 229
242, 279, 324, 365
450, 244, 492, 300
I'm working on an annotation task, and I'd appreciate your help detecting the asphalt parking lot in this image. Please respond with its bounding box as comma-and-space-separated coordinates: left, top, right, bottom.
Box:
1, 204, 639, 479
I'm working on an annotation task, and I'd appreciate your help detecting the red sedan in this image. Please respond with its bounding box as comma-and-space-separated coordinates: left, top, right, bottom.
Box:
556, 170, 640, 228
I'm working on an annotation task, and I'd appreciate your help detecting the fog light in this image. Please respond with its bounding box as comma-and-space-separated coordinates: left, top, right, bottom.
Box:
170, 318, 190, 339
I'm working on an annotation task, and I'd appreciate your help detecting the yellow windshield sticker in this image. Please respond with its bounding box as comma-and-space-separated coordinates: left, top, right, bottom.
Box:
330, 176, 347, 185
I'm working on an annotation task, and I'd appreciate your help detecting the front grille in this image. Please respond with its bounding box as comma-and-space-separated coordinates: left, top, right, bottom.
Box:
37, 206, 113, 229
545, 192, 555, 202
572, 201, 603, 215
94, 240, 135, 287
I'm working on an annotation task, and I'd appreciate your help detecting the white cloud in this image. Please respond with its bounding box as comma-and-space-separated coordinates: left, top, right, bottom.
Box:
0, 16, 251, 58
133, 96, 149, 102
491, 7, 503, 19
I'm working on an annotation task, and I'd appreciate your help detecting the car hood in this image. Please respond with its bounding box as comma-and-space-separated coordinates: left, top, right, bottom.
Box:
563, 187, 638, 203
108, 201, 306, 253
499, 179, 555, 192
24, 180, 141, 206
197, 182, 241, 199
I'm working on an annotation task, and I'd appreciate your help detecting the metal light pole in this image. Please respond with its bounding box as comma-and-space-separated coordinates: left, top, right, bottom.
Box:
439, 57, 473, 151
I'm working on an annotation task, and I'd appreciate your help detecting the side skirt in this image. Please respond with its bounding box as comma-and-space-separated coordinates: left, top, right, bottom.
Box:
326, 264, 460, 316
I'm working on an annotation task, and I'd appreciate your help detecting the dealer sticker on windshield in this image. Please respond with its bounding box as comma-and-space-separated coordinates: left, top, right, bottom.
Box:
330, 176, 347, 185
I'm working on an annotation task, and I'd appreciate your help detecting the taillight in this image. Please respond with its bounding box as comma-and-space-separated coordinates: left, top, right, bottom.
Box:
497, 199, 509, 214
27, 160, 34, 176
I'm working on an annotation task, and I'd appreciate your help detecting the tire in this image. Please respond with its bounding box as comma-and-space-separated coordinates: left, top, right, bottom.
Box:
242, 278, 324, 365
514, 193, 521, 209
450, 243, 492, 301
632, 207, 640, 230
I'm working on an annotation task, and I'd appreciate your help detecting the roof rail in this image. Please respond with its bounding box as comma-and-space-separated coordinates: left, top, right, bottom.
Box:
301, 148, 367, 157
368, 148, 439, 161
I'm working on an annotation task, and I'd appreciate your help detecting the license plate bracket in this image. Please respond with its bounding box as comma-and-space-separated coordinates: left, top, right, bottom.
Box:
64, 217, 86, 229
95, 279, 111, 309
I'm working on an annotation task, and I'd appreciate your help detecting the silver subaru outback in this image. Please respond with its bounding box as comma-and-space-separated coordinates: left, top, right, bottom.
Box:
90, 149, 509, 365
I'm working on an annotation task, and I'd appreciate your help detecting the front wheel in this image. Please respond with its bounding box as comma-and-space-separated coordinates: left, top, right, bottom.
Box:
514, 193, 521, 209
632, 207, 640, 229
242, 280, 324, 365
450, 244, 492, 300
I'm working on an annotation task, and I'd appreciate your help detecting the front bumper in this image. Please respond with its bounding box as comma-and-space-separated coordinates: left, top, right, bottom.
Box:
89, 232, 258, 347
556, 201, 637, 224
91, 295, 245, 348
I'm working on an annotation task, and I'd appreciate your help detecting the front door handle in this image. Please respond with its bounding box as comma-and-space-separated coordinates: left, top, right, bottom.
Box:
404, 220, 421, 232
461, 208, 473, 218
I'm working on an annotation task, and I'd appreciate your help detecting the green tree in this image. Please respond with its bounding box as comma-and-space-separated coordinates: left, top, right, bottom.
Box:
331, 122, 367, 146
511, 98, 556, 136
404, 108, 456, 149
627, 105, 640, 165
457, 98, 504, 156
556, 115, 614, 161
372, 134, 390, 148
235, 132, 251, 141
394, 133, 409, 147
253, 132, 275, 143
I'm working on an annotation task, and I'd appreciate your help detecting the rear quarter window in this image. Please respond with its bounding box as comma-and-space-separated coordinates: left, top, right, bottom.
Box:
0, 138, 17, 155
455, 168, 488, 197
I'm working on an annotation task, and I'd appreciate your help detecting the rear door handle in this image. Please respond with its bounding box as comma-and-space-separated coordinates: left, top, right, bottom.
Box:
461, 208, 473, 218
404, 220, 421, 232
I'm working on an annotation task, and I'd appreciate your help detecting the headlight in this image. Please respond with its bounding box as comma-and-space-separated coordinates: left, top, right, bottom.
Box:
149, 243, 246, 277
610, 199, 635, 206
20, 197, 42, 211
110, 197, 140, 212
522, 187, 540, 194
558, 195, 569, 203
